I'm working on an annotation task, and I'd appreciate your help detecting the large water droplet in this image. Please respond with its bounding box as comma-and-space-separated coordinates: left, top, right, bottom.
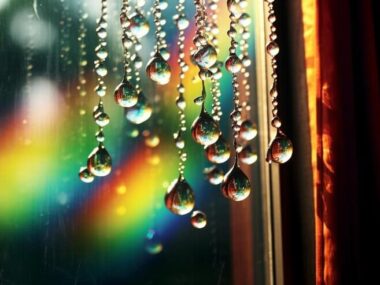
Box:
146, 53, 171, 85
191, 111, 220, 146
193, 44, 218, 69
205, 135, 231, 164
204, 166, 224, 185
79, 167, 95, 183
165, 178, 195, 215
130, 11, 150, 39
114, 80, 139, 108
87, 144, 112, 177
266, 130, 293, 164
239, 120, 258, 141
221, 164, 251, 201
145, 229, 163, 255
238, 145, 258, 165
191, 211, 207, 229
126, 94, 153, 124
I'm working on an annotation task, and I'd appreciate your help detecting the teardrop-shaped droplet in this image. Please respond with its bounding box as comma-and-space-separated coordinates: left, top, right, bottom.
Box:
239, 13, 251, 27
266, 130, 293, 164
191, 211, 207, 229
225, 54, 242, 73
129, 11, 150, 39
95, 112, 110, 127
79, 167, 95, 183
165, 178, 195, 215
205, 135, 231, 164
145, 229, 163, 255
204, 166, 224, 185
95, 44, 108, 60
239, 120, 258, 141
87, 144, 112, 177
238, 145, 258, 165
221, 164, 251, 201
126, 94, 153, 124
114, 80, 139, 108
193, 44, 218, 69
191, 111, 220, 146
146, 53, 171, 85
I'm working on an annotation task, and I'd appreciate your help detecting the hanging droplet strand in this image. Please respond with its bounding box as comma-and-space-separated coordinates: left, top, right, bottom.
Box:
165, 0, 195, 217
265, 0, 293, 164
221, 0, 251, 202
191, 0, 220, 147
146, 0, 171, 85
80, 0, 112, 181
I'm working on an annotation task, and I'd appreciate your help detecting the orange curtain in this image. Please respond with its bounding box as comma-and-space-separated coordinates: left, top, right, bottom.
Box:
302, 0, 380, 284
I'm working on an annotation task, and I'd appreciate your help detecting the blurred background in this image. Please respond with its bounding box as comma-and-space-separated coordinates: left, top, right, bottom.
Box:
0, 0, 267, 284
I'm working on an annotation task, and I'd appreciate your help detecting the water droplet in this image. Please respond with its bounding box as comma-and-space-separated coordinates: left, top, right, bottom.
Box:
146, 53, 171, 85
191, 211, 207, 229
239, 13, 251, 27
79, 167, 94, 183
95, 112, 110, 127
266, 130, 293, 164
193, 44, 218, 69
205, 135, 231, 164
87, 144, 112, 177
114, 80, 139, 108
159, 47, 170, 61
126, 94, 153, 124
225, 54, 242, 73
159, 0, 168, 10
96, 130, 105, 142
238, 145, 258, 165
176, 95, 186, 110
221, 163, 251, 201
165, 178, 195, 215
266, 42, 280, 57
176, 16, 189, 30
204, 166, 224, 185
95, 44, 108, 60
130, 11, 150, 39
191, 111, 220, 146
127, 128, 139, 138
145, 229, 163, 255
227, 0, 243, 16
174, 131, 185, 149
239, 120, 258, 141
95, 62, 108, 77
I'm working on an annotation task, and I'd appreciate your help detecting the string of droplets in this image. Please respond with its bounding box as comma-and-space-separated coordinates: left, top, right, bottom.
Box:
59, 0, 72, 72
146, 0, 171, 85
220, 0, 252, 202
25, 13, 35, 97
264, 0, 293, 164
164, 0, 195, 218
79, 0, 112, 183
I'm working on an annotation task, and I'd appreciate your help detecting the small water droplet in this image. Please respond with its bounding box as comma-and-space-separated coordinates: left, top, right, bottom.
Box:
191, 111, 220, 146
145, 134, 160, 148
87, 144, 112, 177
126, 94, 153, 124
238, 145, 258, 165
176, 95, 186, 110
221, 163, 251, 201
266, 130, 293, 164
193, 96, 204, 105
176, 16, 189, 30
174, 131, 185, 149
130, 11, 150, 39
227, 0, 243, 16
239, 13, 251, 27
204, 166, 224, 185
165, 178, 195, 215
239, 120, 258, 141
95, 112, 110, 127
205, 135, 231, 164
96, 130, 105, 142
146, 53, 171, 85
191, 211, 207, 229
266, 42, 280, 57
193, 44, 218, 69
95, 62, 108, 77
159, 47, 170, 61
95, 44, 108, 60
145, 229, 163, 254
79, 167, 95, 183
114, 80, 139, 108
